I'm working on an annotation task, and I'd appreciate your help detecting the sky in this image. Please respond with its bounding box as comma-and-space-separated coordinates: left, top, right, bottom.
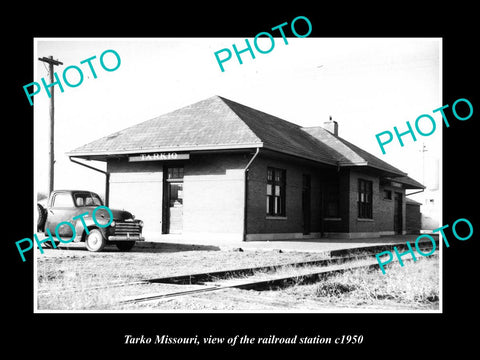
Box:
33, 37, 441, 204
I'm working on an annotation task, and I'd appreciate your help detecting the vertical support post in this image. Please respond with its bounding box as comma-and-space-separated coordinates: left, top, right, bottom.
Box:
105, 172, 110, 207
48, 56, 55, 195
38, 56, 63, 195
243, 148, 260, 241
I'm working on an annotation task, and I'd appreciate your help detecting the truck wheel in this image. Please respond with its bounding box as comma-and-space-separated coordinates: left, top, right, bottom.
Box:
116, 241, 136, 251
37, 204, 47, 232
85, 229, 106, 252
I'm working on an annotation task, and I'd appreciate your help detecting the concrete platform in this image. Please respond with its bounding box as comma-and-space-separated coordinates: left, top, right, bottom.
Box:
34, 231, 439, 255
138, 233, 440, 254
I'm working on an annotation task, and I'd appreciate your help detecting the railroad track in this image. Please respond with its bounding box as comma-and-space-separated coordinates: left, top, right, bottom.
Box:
36, 251, 363, 295
37, 241, 439, 306
117, 242, 438, 305
118, 257, 383, 305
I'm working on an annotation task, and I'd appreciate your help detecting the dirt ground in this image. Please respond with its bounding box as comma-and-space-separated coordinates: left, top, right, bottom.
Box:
36, 242, 326, 286
35, 242, 440, 312
36, 242, 326, 310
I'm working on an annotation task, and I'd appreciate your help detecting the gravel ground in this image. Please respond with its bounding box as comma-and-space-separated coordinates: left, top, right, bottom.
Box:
36, 244, 327, 310
36, 241, 439, 312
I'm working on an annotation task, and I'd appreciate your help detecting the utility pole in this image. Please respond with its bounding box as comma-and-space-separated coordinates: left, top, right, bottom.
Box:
38, 56, 63, 196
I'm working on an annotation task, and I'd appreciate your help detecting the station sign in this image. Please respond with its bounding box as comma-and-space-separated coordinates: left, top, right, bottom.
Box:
128, 152, 190, 162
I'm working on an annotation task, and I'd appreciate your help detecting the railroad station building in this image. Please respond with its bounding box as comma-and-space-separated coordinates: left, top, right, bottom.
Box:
67, 96, 424, 242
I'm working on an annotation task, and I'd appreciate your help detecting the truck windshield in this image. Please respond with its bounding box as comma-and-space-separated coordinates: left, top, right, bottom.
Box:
74, 192, 103, 207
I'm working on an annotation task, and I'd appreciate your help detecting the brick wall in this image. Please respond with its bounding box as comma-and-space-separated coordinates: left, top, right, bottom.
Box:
107, 159, 164, 237
106, 152, 410, 240
346, 169, 406, 237
107, 154, 249, 238
246, 153, 342, 236
247, 155, 300, 234
182, 153, 248, 236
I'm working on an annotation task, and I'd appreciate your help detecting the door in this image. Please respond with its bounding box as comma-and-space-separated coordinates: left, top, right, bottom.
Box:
167, 182, 183, 233
394, 192, 403, 234
46, 191, 76, 239
163, 166, 184, 234
302, 174, 311, 235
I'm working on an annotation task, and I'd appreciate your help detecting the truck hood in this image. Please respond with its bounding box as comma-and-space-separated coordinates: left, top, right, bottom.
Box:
81, 206, 136, 222
108, 208, 135, 221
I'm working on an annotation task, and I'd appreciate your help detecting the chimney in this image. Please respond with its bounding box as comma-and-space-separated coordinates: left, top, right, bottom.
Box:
323, 116, 338, 136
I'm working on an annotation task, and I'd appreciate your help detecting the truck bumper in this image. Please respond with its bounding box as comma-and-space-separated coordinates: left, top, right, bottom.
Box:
108, 235, 145, 241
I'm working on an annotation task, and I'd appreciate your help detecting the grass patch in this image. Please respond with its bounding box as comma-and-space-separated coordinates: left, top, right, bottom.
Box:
295, 256, 440, 309
36, 246, 439, 311
36, 248, 324, 310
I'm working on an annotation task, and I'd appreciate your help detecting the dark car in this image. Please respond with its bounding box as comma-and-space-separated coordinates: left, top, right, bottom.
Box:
37, 190, 144, 252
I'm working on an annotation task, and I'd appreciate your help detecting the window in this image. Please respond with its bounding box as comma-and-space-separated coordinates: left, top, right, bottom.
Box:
167, 167, 184, 180
52, 192, 74, 207
325, 183, 339, 217
383, 189, 392, 200
166, 167, 184, 207
74, 192, 103, 207
358, 179, 373, 218
266, 167, 286, 216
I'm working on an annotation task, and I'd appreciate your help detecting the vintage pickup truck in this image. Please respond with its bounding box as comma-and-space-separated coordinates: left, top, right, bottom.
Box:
37, 190, 144, 252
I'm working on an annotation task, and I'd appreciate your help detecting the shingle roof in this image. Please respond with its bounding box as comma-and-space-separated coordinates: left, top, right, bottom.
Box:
68, 96, 262, 156
406, 198, 422, 205
68, 95, 416, 180
386, 176, 425, 189
302, 126, 408, 176
219, 97, 340, 166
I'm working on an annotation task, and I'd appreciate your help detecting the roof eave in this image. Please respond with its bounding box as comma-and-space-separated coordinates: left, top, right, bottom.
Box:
66, 143, 264, 159
383, 176, 426, 190
261, 147, 338, 167
337, 161, 407, 177
366, 163, 407, 177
